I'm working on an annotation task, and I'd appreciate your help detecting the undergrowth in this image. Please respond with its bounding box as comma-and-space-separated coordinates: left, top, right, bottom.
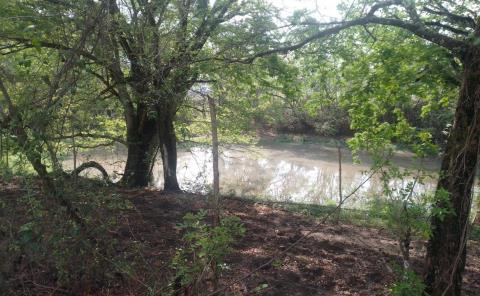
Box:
169, 210, 245, 295
0, 178, 150, 295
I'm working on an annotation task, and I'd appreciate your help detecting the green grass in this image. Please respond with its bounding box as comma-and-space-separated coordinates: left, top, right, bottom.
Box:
270, 201, 388, 228
233, 196, 480, 242
270, 134, 346, 146
228, 195, 388, 229
0, 156, 37, 179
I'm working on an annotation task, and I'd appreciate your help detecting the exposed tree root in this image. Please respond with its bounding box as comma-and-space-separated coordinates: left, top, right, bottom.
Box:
71, 161, 112, 184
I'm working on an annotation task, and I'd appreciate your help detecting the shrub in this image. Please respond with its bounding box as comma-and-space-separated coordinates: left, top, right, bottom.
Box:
171, 210, 245, 294
391, 266, 425, 296
0, 179, 136, 294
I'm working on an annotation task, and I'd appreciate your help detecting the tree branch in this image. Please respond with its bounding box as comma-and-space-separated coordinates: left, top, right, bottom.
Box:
71, 160, 112, 184
233, 11, 467, 64
0, 34, 101, 62
367, 16, 467, 52
424, 21, 469, 36
50, 132, 126, 145
423, 5, 476, 29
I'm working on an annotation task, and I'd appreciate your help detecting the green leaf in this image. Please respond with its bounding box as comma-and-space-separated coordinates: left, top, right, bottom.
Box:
31, 38, 42, 53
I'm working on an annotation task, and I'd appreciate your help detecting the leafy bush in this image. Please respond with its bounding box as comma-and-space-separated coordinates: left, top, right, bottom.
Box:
391, 266, 425, 296
0, 179, 136, 294
171, 210, 245, 293
367, 195, 429, 266
384, 196, 431, 241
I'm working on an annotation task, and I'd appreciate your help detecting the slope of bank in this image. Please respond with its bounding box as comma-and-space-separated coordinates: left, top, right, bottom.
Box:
1, 183, 479, 295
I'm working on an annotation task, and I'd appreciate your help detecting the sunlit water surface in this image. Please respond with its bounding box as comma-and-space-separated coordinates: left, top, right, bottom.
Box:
62, 140, 452, 208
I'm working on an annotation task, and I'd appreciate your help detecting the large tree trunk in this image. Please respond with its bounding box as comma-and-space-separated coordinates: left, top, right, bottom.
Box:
158, 111, 180, 192
425, 46, 480, 296
122, 114, 158, 188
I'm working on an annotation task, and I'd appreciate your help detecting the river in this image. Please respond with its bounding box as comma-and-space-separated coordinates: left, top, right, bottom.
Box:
63, 138, 445, 207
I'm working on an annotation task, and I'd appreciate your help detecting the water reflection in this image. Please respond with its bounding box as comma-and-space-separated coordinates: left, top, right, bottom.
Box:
156, 146, 438, 207
63, 143, 441, 207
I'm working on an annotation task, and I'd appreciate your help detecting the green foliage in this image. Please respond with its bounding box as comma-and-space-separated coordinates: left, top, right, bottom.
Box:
370, 194, 431, 240
366, 164, 432, 267
253, 283, 269, 293
1, 0, 477, 295
428, 188, 455, 221
0, 149, 37, 177
471, 225, 480, 242
391, 266, 426, 296
339, 27, 457, 157
0, 162, 13, 181
0, 180, 136, 293
171, 210, 245, 290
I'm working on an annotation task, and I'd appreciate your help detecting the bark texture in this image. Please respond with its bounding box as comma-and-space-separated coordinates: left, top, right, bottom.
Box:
425, 45, 480, 296
158, 111, 180, 192
122, 113, 158, 188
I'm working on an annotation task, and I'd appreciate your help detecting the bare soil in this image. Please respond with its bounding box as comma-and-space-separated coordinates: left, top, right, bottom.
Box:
1, 183, 479, 295
117, 188, 480, 296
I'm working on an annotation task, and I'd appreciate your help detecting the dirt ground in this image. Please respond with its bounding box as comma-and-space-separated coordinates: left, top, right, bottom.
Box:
1, 184, 479, 295
116, 189, 480, 296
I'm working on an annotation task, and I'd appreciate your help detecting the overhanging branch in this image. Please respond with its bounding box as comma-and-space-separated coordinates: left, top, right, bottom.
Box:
0, 34, 101, 62
224, 8, 468, 64
50, 132, 126, 145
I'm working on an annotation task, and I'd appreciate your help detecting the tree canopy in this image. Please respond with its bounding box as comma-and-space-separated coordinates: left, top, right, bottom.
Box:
0, 1, 479, 295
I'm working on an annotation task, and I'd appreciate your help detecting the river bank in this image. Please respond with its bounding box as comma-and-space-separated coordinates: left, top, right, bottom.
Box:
1, 181, 479, 295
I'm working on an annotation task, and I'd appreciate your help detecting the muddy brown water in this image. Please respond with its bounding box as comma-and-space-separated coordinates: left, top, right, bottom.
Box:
62, 139, 452, 208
